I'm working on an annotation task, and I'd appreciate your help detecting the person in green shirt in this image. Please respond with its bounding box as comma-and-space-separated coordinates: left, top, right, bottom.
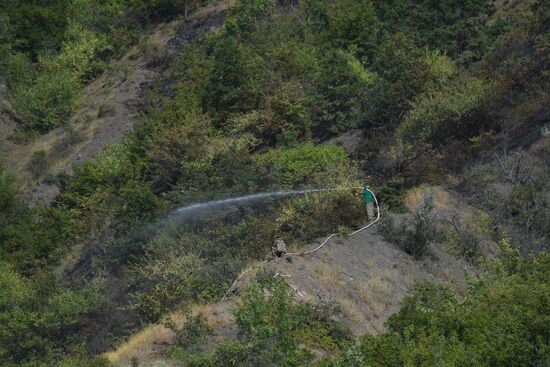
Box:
362, 185, 375, 220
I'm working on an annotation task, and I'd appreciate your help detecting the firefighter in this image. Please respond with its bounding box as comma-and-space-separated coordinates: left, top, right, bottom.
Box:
362, 185, 375, 220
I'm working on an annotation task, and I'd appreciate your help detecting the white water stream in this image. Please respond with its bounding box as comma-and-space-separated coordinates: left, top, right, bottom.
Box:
172, 188, 354, 217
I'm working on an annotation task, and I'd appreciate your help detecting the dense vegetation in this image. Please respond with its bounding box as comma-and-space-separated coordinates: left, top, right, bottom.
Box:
0, 0, 549, 365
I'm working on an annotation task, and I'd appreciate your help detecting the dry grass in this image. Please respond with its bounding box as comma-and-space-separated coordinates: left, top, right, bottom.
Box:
347, 259, 411, 331
104, 303, 235, 366
338, 299, 364, 324
313, 262, 346, 290
104, 323, 174, 365
191, 303, 234, 329
404, 185, 452, 211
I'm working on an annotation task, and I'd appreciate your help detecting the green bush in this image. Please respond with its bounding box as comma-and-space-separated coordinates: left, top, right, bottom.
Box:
327, 0, 379, 56
362, 32, 428, 127
0, 265, 104, 365
374, 0, 497, 61
398, 75, 494, 146
225, 0, 275, 37
9, 25, 107, 131
173, 273, 353, 366
376, 179, 407, 213
0, 167, 74, 273
12, 67, 80, 131
0, 0, 70, 59
130, 253, 202, 322
62, 143, 133, 196
116, 181, 161, 225
255, 81, 312, 146
227, 274, 314, 366
381, 191, 436, 258
0, 166, 18, 212
256, 144, 349, 187
28, 150, 49, 179
276, 189, 367, 244
203, 34, 266, 123
59, 355, 112, 367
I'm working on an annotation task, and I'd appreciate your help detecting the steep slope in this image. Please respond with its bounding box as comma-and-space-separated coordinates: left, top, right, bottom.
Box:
104, 186, 490, 366
0, 1, 230, 204
1, 0, 548, 365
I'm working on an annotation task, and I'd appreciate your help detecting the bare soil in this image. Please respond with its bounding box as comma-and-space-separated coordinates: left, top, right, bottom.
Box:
268, 230, 475, 335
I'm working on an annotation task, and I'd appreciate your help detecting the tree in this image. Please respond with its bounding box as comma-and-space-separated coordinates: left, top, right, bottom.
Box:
203, 35, 265, 123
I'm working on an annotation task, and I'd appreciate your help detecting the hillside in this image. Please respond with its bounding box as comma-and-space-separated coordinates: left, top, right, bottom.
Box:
0, 2, 231, 204
0, 0, 549, 366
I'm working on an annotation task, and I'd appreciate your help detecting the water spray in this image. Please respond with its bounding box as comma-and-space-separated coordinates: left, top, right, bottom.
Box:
130, 184, 380, 302
171, 187, 359, 218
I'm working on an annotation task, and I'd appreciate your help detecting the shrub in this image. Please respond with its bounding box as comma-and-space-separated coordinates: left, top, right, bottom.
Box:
116, 181, 161, 225
504, 181, 550, 241
276, 189, 367, 244
55, 24, 109, 81
0, 269, 105, 365
130, 252, 202, 322
167, 313, 214, 350
2, 52, 34, 87
225, 0, 276, 37
64, 143, 133, 195
381, 191, 436, 258
313, 49, 375, 135
233, 275, 314, 366
256, 144, 349, 187
28, 149, 49, 179
8, 22, 108, 131
255, 81, 312, 146
327, 0, 379, 56
374, 0, 497, 61
59, 355, 112, 367
0, 166, 18, 212
0, 166, 75, 272
398, 75, 495, 147
376, 179, 408, 213
362, 33, 428, 127
203, 34, 266, 123
12, 67, 80, 131
0, 0, 70, 59
176, 273, 353, 366
444, 217, 480, 261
